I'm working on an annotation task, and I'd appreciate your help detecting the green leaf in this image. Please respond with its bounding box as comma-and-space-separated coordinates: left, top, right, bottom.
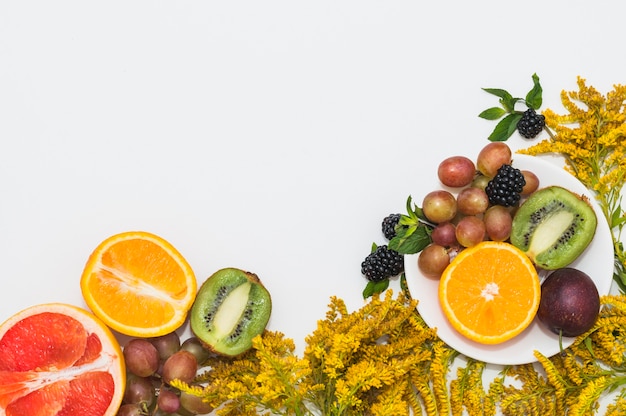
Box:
388, 224, 431, 254
482, 88, 522, 112
525, 73, 543, 110
583, 336, 595, 358
482, 88, 513, 101
613, 257, 626, 293
363, 279, 389, 299
610, 208, 626, 229
508, 113, 523, 136
478, 107, 507, 120
487, 113, 523, 142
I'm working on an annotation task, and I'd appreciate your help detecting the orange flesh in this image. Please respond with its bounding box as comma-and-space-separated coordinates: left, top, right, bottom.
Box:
439, 241, 541, 344
80, 231, 196, 337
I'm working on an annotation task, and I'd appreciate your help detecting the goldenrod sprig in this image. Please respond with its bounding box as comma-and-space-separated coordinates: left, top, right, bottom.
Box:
518, 76, 626, 291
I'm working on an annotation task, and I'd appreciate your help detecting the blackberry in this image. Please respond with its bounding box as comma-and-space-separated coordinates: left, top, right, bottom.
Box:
485, 164, 526, 207
517, 109, 546, 139
361, 245, 404, 282
382, 213, 401, 240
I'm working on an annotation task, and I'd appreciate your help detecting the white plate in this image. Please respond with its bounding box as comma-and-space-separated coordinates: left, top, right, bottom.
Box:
404, 154, 615, 366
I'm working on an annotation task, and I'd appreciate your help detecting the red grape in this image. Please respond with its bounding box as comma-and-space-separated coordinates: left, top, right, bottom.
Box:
471, 174, 490, 191
150, 331, 181, 361
455, 215, 486, 247
431, 222, 457, 248
180, 336, 210, 365
162, 350, 198, 385
456, 187, 489, 216
179, 391, 214, 415
157, 387, 181, 413
476, 142, 512, 178
123, 374, 155, 407
521, 170, 540, 195
483, 205, 513, 242
418, 243, 450, 279
438, 156, 476, 188
124, 338, 160, 377
422, 190, 457, 224
116, 403, 144, 416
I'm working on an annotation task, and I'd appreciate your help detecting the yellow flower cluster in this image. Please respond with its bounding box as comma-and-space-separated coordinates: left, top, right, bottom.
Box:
519, 77, 626, 197
518, 76, 626, 289
171, 291, 626, 415
173, 290, 463, 415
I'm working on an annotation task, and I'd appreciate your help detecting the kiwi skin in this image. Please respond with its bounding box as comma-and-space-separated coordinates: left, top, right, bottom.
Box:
190, 267, 272, 356
510, 186, 597, 270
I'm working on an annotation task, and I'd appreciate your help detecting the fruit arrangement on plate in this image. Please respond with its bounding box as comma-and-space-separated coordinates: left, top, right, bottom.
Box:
363, 139, 612, 364
428, 141, 601, 342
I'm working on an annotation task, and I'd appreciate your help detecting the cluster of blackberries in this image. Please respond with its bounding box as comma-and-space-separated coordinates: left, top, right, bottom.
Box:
382, 213, 401, 240
361, 245, 404, 282
517, 109, 546, 139
360, 214, 404, 283
485, 164, 526, 207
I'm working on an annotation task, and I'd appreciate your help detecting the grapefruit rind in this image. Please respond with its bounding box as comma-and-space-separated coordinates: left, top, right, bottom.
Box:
0, 303, 125, 416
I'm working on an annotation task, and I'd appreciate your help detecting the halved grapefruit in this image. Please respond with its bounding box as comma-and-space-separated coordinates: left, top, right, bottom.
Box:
0, 303, 125, 416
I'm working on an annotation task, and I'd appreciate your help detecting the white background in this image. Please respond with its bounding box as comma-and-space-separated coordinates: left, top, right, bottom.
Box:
1, 1, 624, 414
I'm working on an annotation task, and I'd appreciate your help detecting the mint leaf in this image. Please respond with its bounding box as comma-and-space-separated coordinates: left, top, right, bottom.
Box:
525, 73, 543, 110
370, 241, 378, 253
482, 88, 513, 101
478, 107, 507, 120
363, 279, 389, 299
487, 113, 522, 142
481, 88, 521, 112
389, 224, 431, 254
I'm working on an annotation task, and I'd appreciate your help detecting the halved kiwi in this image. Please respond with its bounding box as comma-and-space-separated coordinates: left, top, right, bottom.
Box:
190, 268, 272, 356
510, 186, 597, 270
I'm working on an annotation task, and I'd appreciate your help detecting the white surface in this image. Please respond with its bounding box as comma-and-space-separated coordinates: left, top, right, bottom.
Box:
405, 154, 615, 366
1, 1, 625, 413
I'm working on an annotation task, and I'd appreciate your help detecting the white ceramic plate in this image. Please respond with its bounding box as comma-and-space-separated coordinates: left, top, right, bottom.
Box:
404, 154, 615, 366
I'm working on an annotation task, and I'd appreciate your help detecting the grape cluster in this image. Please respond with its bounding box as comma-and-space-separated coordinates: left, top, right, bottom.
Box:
417, 142, 541, 278
117, 332, 214, 416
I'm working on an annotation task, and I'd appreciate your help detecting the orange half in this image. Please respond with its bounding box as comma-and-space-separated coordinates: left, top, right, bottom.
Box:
0, 303, 125, 416
438, 241, 540, 344
80, 231, 197, 337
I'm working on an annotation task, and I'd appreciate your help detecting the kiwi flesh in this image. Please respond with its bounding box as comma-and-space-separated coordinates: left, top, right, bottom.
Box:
510, 186, 597, 270
190, 267, 272, 356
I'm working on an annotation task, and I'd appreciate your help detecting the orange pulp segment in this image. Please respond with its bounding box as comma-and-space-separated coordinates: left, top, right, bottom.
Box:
0, 303, 125, 416
438, 241, 540, 344
80, 231, 197, 337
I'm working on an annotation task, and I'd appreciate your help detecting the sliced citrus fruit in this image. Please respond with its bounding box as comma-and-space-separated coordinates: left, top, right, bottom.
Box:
0, 303, 125, 416
438, 241, 540, 344
80, 231, 197, 337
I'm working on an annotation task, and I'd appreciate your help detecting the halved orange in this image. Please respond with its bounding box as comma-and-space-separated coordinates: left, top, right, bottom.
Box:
438, 241, 540, 344
0, 303, 125, 415
80, 231, 197, 337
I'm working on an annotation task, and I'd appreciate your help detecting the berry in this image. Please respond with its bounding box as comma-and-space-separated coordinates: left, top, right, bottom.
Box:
361, 245, 404, 282
485, 164, 526, 207
382, 213, 401, 240
517, 109, 545, 139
